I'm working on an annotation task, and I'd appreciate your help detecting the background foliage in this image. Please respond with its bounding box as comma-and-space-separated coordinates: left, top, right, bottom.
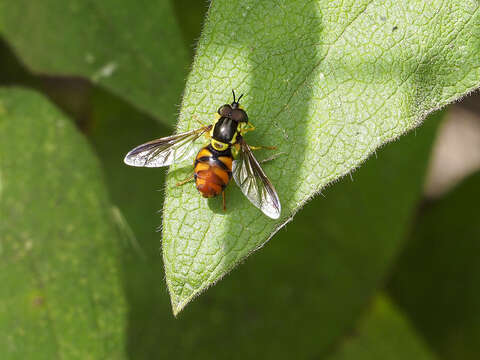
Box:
0, 0, 479, 359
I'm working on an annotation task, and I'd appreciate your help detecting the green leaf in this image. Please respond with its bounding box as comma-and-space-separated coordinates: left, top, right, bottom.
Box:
85, 87, 171, 358
117, 110, 440, 358
0, 0, 189, 125
172, 0, 209, 53
326, 295, 436, 360
163, 0, 480, 313
88, 83, 441, 356
0, 88, 127, 359
388, 171, 480, 360
83, 66, 443, 357
331, 295, 437, 360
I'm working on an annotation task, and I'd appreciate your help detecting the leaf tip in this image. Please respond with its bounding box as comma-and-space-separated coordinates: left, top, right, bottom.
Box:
171, 303, 183, 317
165, 279, 189, 317
170, 295, 190, 317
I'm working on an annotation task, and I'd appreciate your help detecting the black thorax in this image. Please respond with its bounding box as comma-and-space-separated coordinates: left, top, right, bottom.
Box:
212, 117, 238, 143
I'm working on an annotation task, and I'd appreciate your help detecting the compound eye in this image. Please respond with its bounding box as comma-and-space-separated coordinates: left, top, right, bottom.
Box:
231, 109, 248, 122
218, 104, 232, 117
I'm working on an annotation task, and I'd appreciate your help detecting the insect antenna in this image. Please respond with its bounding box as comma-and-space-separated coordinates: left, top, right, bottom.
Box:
232, 89, 236, 102
237, 93, 244, 102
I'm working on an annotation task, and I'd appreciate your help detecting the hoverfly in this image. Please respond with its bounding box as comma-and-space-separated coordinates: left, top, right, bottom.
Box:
124, 91, 281, 219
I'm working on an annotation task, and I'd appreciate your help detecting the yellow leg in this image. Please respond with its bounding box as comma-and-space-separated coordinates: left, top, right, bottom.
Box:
245, 123, 255, 132
240, 122, 256, 136
176, 174, 194, 187
232, 143, 241, 158
249, 145, 277, 151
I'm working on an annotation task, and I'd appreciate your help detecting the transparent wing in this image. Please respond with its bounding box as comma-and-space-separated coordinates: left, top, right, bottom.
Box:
124, 125, 211, 167
232, 138, 281, 219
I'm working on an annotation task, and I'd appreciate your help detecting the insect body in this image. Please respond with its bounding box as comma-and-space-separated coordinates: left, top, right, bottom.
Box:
194, 145, 232, 198
124, 91, 281, 219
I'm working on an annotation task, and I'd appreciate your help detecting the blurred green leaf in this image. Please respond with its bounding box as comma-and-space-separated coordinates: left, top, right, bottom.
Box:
0, 38, 33, 85
86, 87, 170, 359
172, 0, 208, 53
326, 295, 436, 360
163, 0, 480, 313
93, 82, 442, 358
388, 171, 480, 360
0, 0, 189, 125
0, 88, 126, 359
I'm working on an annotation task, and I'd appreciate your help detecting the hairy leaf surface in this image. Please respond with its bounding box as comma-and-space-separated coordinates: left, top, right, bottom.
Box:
163, 0, 480, 313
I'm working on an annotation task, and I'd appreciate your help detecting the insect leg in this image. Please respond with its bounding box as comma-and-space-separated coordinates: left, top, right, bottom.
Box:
193, 114, 209, 127
191, 116, 212, 140
240, 122, 256, 136
176, 174, 195, 186
232, 143, 241, 158
248, 145, 277, 151
222, 190, 226, 211
245, 122, 255, 132
260, 152, 286, 164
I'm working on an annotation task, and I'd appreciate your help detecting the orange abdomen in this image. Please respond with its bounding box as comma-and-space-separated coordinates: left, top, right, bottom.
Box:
194, 145, 232, 198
